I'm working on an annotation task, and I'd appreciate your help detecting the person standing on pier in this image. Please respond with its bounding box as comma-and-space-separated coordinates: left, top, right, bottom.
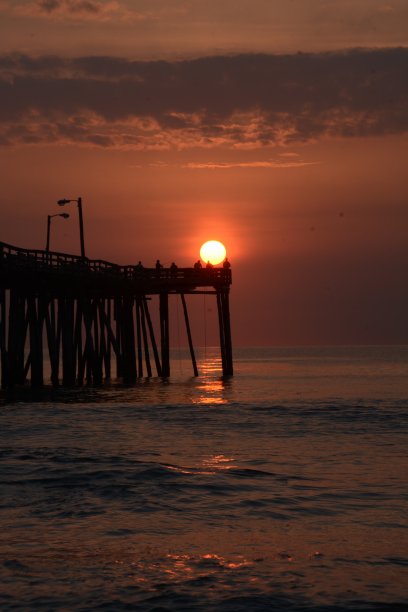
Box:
155, 259, 163, 277
134, 261, 144, 279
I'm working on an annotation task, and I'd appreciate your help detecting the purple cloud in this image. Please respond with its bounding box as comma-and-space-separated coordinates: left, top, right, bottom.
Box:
0, 48, 407, 148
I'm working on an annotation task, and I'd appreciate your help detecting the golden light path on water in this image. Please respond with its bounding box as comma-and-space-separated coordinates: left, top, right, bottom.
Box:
194, 354, 229, 405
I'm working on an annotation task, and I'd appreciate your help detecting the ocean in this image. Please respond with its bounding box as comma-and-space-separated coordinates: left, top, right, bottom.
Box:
0, 346, 407, 611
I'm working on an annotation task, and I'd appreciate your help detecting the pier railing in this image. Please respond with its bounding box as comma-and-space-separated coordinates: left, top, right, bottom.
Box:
0, 241, 231, 288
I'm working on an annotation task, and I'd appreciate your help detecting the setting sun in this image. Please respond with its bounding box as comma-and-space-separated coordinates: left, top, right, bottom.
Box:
200, 240, 227, 265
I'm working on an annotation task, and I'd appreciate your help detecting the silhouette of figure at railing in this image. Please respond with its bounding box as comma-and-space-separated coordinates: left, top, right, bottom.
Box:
170, 262, 178, 277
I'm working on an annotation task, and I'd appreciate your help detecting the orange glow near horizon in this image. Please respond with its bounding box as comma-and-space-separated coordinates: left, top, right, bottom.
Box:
200, 240, 226, 265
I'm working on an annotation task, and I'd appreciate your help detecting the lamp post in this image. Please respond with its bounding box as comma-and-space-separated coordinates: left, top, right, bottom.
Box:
57, 197, 86, 258
46, 213, 70, 252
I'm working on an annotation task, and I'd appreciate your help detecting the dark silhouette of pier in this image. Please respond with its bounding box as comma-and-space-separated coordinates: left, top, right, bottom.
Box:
0, 241, 233, 388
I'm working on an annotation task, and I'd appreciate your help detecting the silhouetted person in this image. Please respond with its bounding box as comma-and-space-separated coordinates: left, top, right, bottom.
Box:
134, 260, 144, 278
170, 261, 178, 277
156, 259, 163, 277
223, 257, 231, 269
206, 261, 213, 269
194, 259, 202, 270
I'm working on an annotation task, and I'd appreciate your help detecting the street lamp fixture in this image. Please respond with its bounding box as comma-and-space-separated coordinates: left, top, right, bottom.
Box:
46, 213, 70, 253
57, 197, 86, 258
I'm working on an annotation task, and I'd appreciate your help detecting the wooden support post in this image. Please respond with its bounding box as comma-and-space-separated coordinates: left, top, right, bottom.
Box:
85, 300, 95, 384
97, 299, 108, 381
142, 297, 161, 376
92, 299, 103, 384
57, 297, 65, 384
81, 298, 95, 385
27, 295, 43, 387
20, 303, 30, 385
61, 297, 76, 386
0, 288, 7, 388
222, 290, 233, 376
5, 290, 15, 388
217, 289, 233, 376
60, 297, 68, 383
160, 292, 170, 377
104, 299, 112, 379
23, 353, 32, 380
180, 293, 198, 376
7, 291, 26, 387
74, 299, 83, 385
122, 295, 136, 383
216, 291, 227, 374
77, 299, 86, 386
98, 300, 120, 366
140, 298, 152, 377
135, 298, 143, 377
18, 296, 28, 385
45, 298, 59, 386
114, 297, 123, 377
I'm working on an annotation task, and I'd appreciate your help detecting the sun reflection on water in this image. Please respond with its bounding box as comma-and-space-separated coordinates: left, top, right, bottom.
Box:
194, 354, 232, 405
124, 551, 254, 587
163, 454, 236, 475
202, 454, 235, 471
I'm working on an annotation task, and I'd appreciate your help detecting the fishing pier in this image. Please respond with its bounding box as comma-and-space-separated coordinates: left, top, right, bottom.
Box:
0, 241, 233, 389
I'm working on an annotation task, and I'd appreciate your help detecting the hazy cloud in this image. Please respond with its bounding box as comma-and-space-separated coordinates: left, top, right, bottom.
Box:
181, 160, 320, 170
3, 0, 139, 22
0, 49, 407, 149
136, 157, 320, 170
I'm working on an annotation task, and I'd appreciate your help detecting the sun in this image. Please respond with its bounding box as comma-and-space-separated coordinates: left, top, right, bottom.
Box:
200, 240, 227, 265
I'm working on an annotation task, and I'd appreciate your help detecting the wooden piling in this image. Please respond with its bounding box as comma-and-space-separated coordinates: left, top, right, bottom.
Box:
27, 295, 43, 388
181, 293, 198, 376
216, 289, 233, 376
140, 298, 152, 377
45, 298, 59, 386
135, 297, 143, 378
122, 295, 136, 383
0, 288, 7, 388
143, 297, 162, 376
160, 293, 170, 377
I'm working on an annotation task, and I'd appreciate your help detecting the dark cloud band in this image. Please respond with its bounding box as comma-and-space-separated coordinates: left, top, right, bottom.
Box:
0, 48, 407, 147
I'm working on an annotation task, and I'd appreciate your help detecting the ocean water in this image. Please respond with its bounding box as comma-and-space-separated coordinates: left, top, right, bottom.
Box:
0, 346, 407, 611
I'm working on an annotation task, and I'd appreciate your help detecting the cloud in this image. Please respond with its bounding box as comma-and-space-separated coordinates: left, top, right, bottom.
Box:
0, 49, 407, 149
136, 157, 320, 169
43, 0, 101, 15
181, 160, 320, 169
3, 0, 139, 22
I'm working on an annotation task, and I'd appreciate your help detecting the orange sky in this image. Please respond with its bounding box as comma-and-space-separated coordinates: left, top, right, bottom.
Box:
0, 0, 407, 346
